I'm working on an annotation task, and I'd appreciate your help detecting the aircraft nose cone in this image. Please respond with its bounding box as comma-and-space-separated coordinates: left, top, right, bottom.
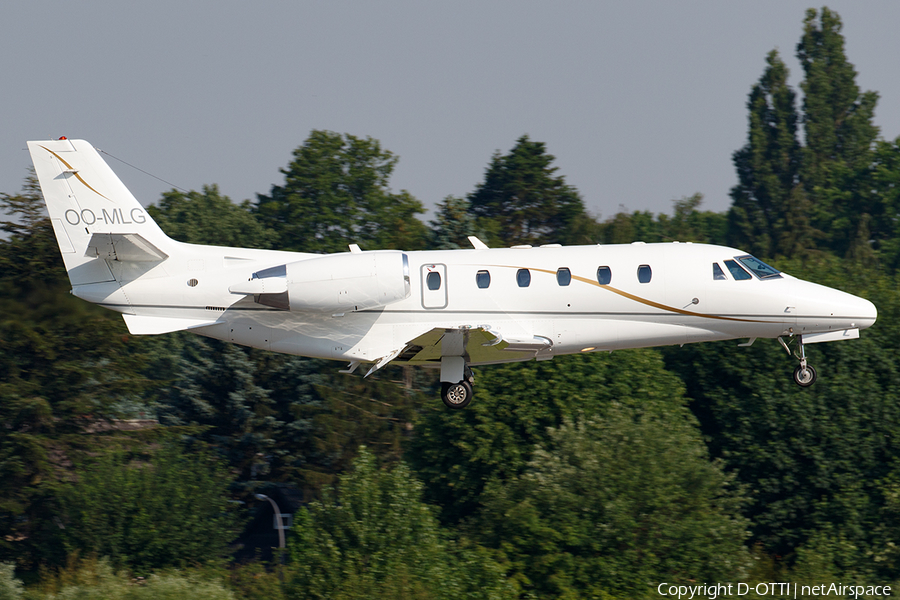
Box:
856, 295, 877, 330
794, 280, 877, 331
830, 290, 877, 330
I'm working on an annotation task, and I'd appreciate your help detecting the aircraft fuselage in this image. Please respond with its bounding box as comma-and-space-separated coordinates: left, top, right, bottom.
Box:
28, 138, 878, 407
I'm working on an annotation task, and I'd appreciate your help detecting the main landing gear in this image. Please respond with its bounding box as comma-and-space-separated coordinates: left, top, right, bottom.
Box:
441, 380, 473, 409
440, 363, 475, 409
778, 336, 818, 388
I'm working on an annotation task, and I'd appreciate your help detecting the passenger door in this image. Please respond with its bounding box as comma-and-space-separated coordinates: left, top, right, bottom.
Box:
421, 264, 448, 309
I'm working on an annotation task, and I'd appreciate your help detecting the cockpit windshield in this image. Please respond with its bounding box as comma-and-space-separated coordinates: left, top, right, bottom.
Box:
736, 255, 782, 279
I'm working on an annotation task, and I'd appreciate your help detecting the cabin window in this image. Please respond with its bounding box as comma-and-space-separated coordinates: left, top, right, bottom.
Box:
724, 260, 752, 281
516, 268, 531, 288
597, 266, 612, 285
737, 255, 782, 279
557, 268, 571, 286
713, 263, 727, 280
637, 264, 652, 283
476, 270, 491, 289
426, 271, 442, 290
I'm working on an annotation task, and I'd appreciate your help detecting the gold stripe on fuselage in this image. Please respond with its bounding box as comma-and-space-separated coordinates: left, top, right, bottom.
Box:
491, 265, 777, 324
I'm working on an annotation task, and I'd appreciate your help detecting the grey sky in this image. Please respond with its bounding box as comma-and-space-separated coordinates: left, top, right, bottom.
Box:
3, 1, 899, 225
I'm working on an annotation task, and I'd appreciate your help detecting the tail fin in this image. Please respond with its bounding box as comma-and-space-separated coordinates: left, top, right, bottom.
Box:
27, 139, 174, 285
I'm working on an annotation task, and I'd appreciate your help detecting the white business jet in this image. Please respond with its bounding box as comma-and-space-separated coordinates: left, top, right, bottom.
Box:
28, 139, 877, 408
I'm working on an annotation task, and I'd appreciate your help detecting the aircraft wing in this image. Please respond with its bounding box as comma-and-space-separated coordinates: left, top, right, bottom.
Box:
390, 326, 553, 367
359, 326, 553, 377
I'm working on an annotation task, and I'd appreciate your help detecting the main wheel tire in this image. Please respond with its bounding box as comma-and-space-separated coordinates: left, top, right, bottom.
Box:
793, 364, 818, 387
441, 381, 473, 409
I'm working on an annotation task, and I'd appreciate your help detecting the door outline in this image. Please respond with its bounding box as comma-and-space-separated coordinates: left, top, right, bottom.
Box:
421, 263, 448, 309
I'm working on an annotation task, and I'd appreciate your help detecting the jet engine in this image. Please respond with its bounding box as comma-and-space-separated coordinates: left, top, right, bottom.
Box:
231, 251, 410, 312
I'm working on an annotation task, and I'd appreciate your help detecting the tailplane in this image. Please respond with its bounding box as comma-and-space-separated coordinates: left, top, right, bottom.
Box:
27, 139, 175, 285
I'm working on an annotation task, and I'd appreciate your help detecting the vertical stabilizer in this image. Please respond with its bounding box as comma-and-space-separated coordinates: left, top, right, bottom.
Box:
27, 139, 174, 285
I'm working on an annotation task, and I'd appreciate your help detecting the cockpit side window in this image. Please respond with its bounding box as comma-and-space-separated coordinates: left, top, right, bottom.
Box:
737, 255, 782, 279
724, 259, 752, 281
712, 263, 727, 280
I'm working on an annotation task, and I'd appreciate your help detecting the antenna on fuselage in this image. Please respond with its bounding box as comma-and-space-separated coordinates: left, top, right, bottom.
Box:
468, 236, 489, 250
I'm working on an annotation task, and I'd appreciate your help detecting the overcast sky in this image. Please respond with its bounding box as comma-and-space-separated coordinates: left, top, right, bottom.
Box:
3, 1, 899, 224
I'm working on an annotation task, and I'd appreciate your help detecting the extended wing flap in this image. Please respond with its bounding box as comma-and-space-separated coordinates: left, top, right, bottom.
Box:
86, 233, 169, 262
395, 326, 552, 366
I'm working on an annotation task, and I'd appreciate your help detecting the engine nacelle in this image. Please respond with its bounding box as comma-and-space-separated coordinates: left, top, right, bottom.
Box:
249, 251, 410, 312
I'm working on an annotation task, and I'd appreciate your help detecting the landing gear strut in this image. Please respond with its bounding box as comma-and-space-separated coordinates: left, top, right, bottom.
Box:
779, 336, 817, 387
792, 340, 817, 387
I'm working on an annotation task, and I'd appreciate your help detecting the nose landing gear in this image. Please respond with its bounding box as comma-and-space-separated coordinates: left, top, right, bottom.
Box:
779, 336, 818, 387
793, 363, 817, 387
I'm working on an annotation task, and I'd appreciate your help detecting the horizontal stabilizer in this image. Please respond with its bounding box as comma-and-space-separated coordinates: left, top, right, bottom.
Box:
86, 233, 169, 262
122, 314, 221, 335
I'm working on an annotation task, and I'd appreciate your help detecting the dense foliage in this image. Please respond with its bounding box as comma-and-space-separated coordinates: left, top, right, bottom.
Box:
3, 7, 900, 598
57, 444, 240, 572
286, 448, 512, 600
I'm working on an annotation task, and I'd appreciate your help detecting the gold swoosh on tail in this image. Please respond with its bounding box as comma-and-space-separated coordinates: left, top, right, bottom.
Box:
41, 145, 112, 202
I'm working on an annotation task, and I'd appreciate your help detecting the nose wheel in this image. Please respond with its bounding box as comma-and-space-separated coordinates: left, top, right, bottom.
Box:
793, 364, 817, 387
779, 336, 818, 388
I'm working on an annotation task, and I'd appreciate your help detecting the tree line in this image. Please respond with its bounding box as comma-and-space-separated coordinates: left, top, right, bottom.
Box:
2, 7, 900, 599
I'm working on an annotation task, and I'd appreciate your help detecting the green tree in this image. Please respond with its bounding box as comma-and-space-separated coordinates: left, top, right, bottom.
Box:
0, 562, 23, 600
0, 173, 67, 283
797, 7, 879, 257
156, 337, 283, 485
597, 196, 727, 246
155, 335, 426, 500
728, 50, 810, 258
407, 350, 691, 525
56, 443, 240, 572
597, 210, 655, 244
868, 137, 900, 270
427, 195, 483, 249
474, 410, 750, 599
662, 193, 729, 244
0, 177, 155, 568
663, 256, 900, 574
286, 448, 513, 600
254, 131, 427, 253
148, 185, 275, 248
25, 556, 236, 600
468, 135, 592, 246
